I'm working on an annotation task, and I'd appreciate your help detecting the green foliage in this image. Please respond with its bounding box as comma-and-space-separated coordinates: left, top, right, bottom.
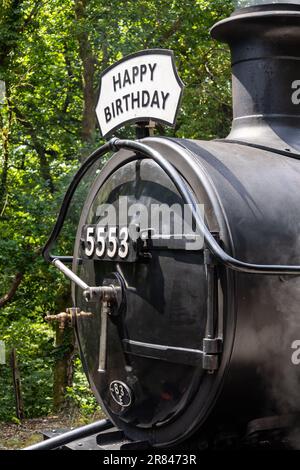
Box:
66, 358, 99, 418
0, 0, 235, 421
0, 319, 54, 420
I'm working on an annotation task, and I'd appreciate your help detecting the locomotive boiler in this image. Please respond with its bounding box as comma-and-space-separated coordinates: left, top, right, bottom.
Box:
28, 1, 300, 450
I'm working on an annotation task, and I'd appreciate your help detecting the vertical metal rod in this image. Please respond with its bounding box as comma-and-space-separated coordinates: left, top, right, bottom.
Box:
135, 121, 150, 139
206, 265, 215, 339
98, 301, 108, 372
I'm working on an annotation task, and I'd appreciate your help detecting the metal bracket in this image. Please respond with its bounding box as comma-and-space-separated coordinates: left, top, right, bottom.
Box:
82, 285, 117, 304
204, 248, 217, 267
204, 232, 220, 267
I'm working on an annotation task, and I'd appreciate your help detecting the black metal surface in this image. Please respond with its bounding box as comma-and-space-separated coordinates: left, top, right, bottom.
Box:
111, 140, 300, 274
24, 419, 112, 450
122, 339, 204, 366
72, 133, 300, 447
176, 136, 300, 436
41, 428, 108, 450
211, 5, 300, 153
73, 155, 211, 445
40, 427, 146, 450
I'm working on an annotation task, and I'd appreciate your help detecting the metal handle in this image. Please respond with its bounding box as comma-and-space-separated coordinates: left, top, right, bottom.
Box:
53, 258, 118, 305
53, 259, 88, 290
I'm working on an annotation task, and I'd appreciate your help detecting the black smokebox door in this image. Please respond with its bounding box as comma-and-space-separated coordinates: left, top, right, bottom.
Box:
74, 159, 207, 428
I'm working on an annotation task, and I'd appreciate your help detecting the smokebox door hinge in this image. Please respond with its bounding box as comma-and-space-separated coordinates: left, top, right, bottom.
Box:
202, 337, 223, 372
203, 231, 222, 372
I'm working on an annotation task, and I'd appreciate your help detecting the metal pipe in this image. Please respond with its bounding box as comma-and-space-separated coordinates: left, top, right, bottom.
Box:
42, 139, 118, 263
53, 258, 89, 290
23, 419, 113, 450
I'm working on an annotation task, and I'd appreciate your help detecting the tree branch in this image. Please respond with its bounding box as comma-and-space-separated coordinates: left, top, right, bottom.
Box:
0, 272, 24, 309
0, 94, 13, 206
13, 106, 55, 193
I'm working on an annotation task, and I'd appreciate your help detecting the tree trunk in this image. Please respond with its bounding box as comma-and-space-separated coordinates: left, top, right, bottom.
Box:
0, 272, 24, 309
53, 325, 75, 413
0, 95, 12, 208
13, 106, 55, 193
10, 348, 25, 420
0, 124, 10, 207
74, 0, 97, 150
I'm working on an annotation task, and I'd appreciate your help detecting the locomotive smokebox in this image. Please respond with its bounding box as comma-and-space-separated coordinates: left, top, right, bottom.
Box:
211, 2, 300, 152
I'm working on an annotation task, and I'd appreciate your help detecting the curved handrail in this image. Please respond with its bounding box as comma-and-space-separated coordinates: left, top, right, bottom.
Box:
42, 139, 119, 263
43, 138, 300, 275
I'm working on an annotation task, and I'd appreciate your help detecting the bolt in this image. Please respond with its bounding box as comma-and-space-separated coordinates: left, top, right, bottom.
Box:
83, 290, 91, 302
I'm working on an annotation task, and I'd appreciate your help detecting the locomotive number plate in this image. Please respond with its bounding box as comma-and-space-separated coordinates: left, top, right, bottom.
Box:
80, 225, 138, 262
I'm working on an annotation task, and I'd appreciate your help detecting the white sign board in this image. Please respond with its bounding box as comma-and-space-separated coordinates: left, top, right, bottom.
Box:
96, 49, 184, 137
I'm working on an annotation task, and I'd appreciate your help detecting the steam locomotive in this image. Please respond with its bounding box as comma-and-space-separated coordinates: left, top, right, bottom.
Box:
27, 2, 300, 450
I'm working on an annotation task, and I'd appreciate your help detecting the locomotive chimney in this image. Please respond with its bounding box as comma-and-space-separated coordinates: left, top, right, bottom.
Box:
211, 2, 300, 153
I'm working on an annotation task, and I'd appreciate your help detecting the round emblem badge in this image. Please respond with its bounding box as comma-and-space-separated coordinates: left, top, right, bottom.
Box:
109, 381, 132, 407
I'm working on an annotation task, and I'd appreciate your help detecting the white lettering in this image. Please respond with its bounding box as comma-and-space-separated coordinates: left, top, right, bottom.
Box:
113, 63, 157, 91
291, 339, 300, 365
103, 455, 138, 467
291, 80, 300, 105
